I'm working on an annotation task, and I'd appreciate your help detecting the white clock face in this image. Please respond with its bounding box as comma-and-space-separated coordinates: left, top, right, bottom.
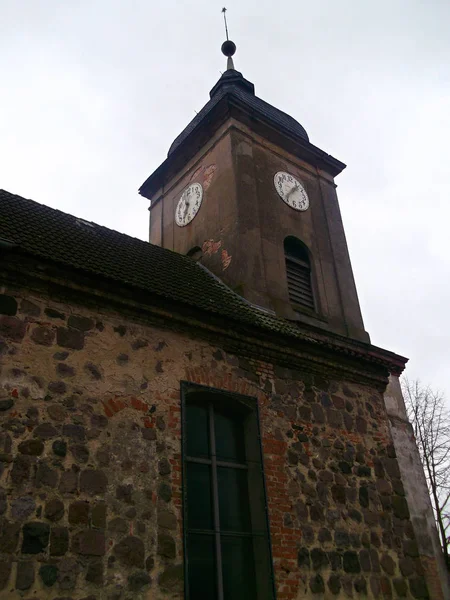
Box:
274, 171, 309, 211
175, 183, 203, 227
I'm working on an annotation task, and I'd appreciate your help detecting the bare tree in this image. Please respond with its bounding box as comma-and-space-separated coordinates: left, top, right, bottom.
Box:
402, 378, 450, 566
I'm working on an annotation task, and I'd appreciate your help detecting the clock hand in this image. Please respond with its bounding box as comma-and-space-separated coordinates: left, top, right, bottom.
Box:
285, 184, 299, 200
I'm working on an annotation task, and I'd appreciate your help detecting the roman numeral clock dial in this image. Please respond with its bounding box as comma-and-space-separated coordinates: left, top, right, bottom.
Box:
175, 183, 203, 227
274, 171, 309, 211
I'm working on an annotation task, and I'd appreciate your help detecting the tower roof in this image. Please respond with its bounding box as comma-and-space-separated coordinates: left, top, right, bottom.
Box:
168, 69, 309, 156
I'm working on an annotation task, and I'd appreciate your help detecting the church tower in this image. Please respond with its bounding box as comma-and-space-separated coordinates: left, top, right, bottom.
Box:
139, 42, 369, 344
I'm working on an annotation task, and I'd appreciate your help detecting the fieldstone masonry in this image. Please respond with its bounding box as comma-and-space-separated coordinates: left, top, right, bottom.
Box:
0, 288, 434, 598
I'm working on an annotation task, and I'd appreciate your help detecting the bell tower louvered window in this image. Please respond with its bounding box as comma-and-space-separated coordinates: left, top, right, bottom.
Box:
284, 236, 315, 311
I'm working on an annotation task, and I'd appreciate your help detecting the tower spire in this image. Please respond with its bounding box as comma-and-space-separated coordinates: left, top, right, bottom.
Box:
221, 8, 236, 70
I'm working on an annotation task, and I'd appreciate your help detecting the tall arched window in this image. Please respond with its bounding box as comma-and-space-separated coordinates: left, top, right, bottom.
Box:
284, 236, 315, 311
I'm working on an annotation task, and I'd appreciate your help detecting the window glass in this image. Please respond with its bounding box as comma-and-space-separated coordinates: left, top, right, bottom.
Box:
187, 534, 217, 600
221, 535, 256, 600
214, 408, 246, 463
218, 467, 251, 532
186, 403, 209, 458
187, 462, 213, 530
184, 388, 275, 600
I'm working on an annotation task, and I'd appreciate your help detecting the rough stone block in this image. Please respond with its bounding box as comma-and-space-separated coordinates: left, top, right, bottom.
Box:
409, 577, 429, 599
70, 444, 89, 463
67, 315, 95, 331
62, 424, 86, 441
0, 489, 6, 516
343, 551, 360, 574
128, 571, 151, 591
52, 440, 67, 457
114, 536, 145, 567
57, 327, 84, 350
11, 456, 32, 485
108, 517, 128, 535
142, 428, 156, 441
158, 564, 183, 592
57, 557, 80, 590
0, 518, 20, 553
158, 482, 172, 503
0, 559, 12, 590
359, 486, 369, 508
11, 496, 36, 520
354, 576, 367, 594
392, 496, 410, 520
39, 564, 58, 587
0, 398, 13, 412
45, 497, 64, 522
84, 362, 102, 380
21, 522, 50, 554
45, 308, 65, 319
311, 548, 328, 570
47, 404, 66, 421
18, 439, 44, 456
92, 503, 106, 529
157, 533, 176, 558
72, 530, 105, 556
331, 485, 346, 504
33, 423, 59, 439
309, 574, 325, 593
31, 326, 55, 346
16, 560, 35, 590
59, 469, 78, 494
36, 462, 58, 488
0, 316, 26, 341
80, 469, 107, 496
69, 501, 90, 525
328, 573, 341, 595
20, 299, 40, 316
380, 554, 396, 576
85, 559, 103, 585
393, 578, 408, 597
0, 295, 17, 316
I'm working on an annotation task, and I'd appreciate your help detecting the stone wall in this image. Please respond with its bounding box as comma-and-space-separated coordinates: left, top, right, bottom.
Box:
0, 286, 430, 599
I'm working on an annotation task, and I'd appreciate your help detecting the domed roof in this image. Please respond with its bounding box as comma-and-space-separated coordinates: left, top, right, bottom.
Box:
168, 69, 309, 156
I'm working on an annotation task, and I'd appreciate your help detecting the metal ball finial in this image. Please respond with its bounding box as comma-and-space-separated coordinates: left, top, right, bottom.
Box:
221, 8, 236, 70
221, 40, 236, 57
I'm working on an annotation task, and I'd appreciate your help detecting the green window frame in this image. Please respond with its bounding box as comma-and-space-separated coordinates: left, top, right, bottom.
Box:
181, 382, 276, 600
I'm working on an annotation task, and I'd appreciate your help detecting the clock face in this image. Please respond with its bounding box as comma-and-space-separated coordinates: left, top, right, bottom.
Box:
175, 183, 203, 227
274, 171, 309, 211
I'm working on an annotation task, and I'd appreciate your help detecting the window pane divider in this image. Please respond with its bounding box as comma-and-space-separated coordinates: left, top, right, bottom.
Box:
187, 456, 248, 470
208, 403, 224, 600
188, 528, 265, 538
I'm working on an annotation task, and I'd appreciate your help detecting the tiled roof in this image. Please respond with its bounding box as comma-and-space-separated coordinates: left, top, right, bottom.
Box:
0, 189, 299, 334
0, 189, 405, 372
168, 69, 309, 156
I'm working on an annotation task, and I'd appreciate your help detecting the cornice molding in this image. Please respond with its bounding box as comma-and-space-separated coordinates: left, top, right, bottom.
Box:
1, 251, 406, 392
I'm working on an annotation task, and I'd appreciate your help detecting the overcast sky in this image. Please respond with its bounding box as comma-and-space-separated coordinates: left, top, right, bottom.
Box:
1, 1, 449, 396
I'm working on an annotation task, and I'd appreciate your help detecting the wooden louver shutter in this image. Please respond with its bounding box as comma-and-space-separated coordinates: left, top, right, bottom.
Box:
285, 256, 314, 310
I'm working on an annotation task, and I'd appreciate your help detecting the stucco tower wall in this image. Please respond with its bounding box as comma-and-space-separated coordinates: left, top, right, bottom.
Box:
384, 375, 450, 599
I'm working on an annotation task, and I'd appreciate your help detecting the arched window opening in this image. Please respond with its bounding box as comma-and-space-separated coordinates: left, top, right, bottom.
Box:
187, 246, 203, 261
284, 236, 315, 311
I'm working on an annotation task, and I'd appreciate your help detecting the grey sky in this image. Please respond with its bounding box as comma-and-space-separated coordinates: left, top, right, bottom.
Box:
1, 1, 449, 395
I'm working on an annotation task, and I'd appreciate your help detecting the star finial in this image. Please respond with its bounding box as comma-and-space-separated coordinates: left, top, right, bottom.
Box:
222, 7, 229, 40
221, 7, 236, 70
